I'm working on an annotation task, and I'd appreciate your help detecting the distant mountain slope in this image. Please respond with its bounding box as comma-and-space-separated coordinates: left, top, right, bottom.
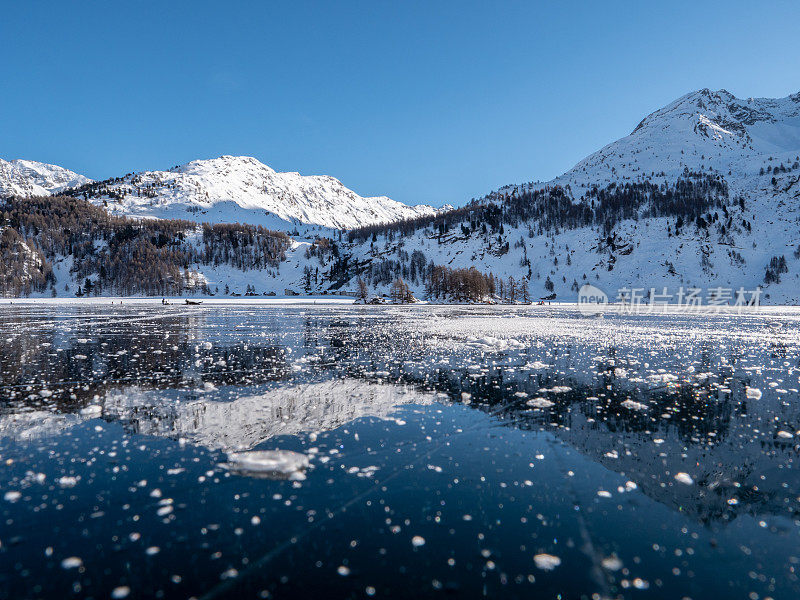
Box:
0, 158, 91, 198
64, 155, 440, 230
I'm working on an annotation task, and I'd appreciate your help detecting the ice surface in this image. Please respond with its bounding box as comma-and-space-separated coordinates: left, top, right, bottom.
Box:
0, 303, 798, 600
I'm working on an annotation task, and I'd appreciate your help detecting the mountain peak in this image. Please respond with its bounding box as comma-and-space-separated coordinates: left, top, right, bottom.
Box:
173, 155, 277, 176
537, 87, 800, 196
631, 88, 800, 139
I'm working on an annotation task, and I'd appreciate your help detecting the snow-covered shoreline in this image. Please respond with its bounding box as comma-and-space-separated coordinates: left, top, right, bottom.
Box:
2, 297, 800, 316
0, 295, 357, 306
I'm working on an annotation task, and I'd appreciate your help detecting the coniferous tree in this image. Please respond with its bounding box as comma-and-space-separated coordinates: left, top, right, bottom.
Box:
357, 277, 369, 302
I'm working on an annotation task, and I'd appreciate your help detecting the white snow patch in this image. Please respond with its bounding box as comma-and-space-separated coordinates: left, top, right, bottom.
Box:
533, 553, 562, 571
224, 450, 310, 479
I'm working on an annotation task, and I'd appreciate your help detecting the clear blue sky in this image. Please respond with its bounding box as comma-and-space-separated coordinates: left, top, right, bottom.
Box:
2, 1, 799, 207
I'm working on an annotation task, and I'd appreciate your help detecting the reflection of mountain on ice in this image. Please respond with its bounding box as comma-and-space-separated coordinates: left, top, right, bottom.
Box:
103, 379, 435, 451
554, 408, 799, 523
0, 411, 83, 442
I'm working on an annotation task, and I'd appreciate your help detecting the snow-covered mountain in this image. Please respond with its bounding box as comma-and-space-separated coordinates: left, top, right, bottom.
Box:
66, 155, 440, 230
322, 88, 800, 303
5, 88, 800, 302
0, 158, 91, 198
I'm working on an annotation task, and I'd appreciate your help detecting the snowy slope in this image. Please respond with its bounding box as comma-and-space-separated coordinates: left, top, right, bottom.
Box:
0, 158, 91, 198
70, 155, 440, 230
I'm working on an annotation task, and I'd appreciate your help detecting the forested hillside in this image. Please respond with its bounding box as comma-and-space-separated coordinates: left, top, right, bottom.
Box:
349, 173, 730, 244
0, 196, 290, 297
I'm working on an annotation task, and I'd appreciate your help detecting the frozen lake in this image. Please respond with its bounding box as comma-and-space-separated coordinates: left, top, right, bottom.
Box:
1, 303, 799, 599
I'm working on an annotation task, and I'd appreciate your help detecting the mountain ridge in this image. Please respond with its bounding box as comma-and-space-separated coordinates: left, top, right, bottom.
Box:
1, 154, 441, 231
